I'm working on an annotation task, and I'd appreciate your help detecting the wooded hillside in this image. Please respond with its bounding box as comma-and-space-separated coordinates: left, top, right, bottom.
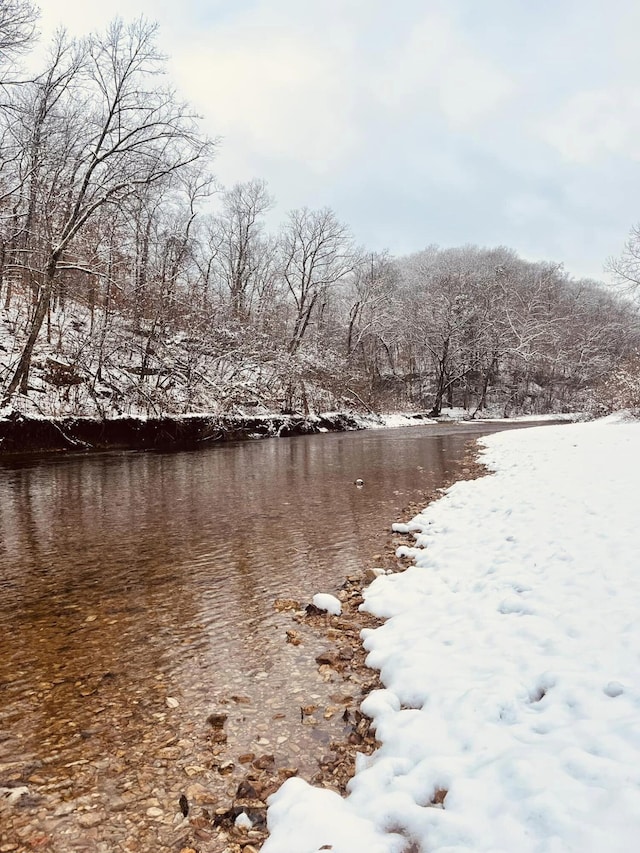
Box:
1, 8, 638, 419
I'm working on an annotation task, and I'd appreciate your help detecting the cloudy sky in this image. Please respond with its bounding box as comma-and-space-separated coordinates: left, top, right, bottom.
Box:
39, 0, 640, 281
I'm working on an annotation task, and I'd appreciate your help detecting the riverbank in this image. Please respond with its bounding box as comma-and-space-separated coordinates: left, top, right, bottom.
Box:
0, 410, 370, 455
0, 408, 575, 457
262, 414, 640, 853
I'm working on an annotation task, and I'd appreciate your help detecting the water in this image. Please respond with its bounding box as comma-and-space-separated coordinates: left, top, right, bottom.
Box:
0, 421, 547, 850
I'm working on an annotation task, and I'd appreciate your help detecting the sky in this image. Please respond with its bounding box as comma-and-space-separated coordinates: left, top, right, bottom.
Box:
38, 0, 640, 282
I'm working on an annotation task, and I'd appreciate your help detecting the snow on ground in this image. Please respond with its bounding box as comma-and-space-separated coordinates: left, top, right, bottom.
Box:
312, 593, 342, 616
263, 416, 640, 853
378, 412, 435, 428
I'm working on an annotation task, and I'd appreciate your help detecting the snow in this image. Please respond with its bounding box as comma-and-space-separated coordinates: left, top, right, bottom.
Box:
234, 811, 253, 830
378, 412, 435, 427
312, 593, 342, 616
375, 410, 577, 429
264, 416, 640, 853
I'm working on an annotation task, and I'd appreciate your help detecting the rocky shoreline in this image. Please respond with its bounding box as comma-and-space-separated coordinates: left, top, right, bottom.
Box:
208, 443, 489, 853
0, 411, 368, 456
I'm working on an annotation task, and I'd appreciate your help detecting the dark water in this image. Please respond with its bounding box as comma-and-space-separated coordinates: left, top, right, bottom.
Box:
0, 421, 548, 850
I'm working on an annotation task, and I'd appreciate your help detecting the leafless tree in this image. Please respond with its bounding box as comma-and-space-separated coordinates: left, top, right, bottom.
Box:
0, 0, 38, 83
279, 207, 357, 355
205, 179, 274, 319
3, 17, 214, 400
607, 223, 640, 294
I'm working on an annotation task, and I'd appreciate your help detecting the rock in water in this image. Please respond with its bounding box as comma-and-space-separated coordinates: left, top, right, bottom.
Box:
179, 793, 189, 817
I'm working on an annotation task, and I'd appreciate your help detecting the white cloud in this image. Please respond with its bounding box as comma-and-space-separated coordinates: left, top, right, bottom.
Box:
539, 88, 640, 163
375, 9, 515, 126
172, 34, 359, 175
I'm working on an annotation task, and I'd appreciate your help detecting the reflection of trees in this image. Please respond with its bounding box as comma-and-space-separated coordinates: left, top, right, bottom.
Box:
0, 426, 495, 778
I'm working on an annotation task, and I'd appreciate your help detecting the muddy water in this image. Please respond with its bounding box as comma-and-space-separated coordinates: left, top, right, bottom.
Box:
0, 422, 543, 851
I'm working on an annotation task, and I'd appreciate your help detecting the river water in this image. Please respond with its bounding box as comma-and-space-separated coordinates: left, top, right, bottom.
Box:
0, 421, 549, 851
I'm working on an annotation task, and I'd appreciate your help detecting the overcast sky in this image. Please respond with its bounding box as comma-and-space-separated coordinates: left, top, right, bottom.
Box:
39, 0, 640, 281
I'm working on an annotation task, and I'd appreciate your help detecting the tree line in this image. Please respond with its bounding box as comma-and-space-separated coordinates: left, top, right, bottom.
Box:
0, 3, 638, 418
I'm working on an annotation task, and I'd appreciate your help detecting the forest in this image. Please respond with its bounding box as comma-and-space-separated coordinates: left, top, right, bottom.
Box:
1, 6, 639, 421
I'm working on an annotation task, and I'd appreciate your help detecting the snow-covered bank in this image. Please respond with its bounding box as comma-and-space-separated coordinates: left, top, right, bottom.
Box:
263, 416, 640, 853
0, 406, 576, 456
377, 410, 578, 429
0, 411, 366, 455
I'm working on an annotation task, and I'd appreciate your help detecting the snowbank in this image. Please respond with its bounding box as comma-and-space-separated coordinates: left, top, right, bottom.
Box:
264, 416, 640, 853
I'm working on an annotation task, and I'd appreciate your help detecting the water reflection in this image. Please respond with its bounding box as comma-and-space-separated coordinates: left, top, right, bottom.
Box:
0, 422, 540, 849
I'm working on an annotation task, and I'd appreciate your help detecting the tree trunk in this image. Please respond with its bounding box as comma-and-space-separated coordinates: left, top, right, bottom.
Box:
3, 254, 58, 400
429, 337, 450, 417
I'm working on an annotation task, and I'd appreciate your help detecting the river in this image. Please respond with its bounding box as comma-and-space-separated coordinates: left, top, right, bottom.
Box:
0, 421, 552, 851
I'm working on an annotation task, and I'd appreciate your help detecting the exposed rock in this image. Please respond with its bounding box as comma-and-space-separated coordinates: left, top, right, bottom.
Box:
285, 629, 303, 646
274, 599, 301, 612
251, 754, 275, 771
185, 783, 217, 805
78, 811, 105, 827
315, 649, 338, 667
207, 712, 228, 729
363, 567, 386, 583
157, 746, 181, 759
145, 806, 163, 818
236, 780, 259, 801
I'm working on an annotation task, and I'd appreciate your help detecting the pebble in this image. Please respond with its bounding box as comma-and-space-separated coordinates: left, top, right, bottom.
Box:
185, 783, 216, 805
53, 802, 76, 817
157, 747, 181, 760
77, 811, 104, 828
146, 807, 163, 818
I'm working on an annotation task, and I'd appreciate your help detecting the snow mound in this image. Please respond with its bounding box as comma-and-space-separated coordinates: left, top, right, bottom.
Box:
312, 593, 342, 616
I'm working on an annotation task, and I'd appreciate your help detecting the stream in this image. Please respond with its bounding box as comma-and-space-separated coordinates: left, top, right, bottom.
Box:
0, 421, 553, 851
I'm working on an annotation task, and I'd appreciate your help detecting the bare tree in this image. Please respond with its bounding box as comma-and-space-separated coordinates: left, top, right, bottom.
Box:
3, 17, 214, 400
607, 223, 640, 294
0, 32, 85, 310
0, 0, 38, 83
206, 179, 274, 319
344, 251, 397, 357
279, 207, 357, 355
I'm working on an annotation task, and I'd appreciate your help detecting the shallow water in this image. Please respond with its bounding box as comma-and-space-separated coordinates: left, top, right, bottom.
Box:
0, 421, 548, 850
